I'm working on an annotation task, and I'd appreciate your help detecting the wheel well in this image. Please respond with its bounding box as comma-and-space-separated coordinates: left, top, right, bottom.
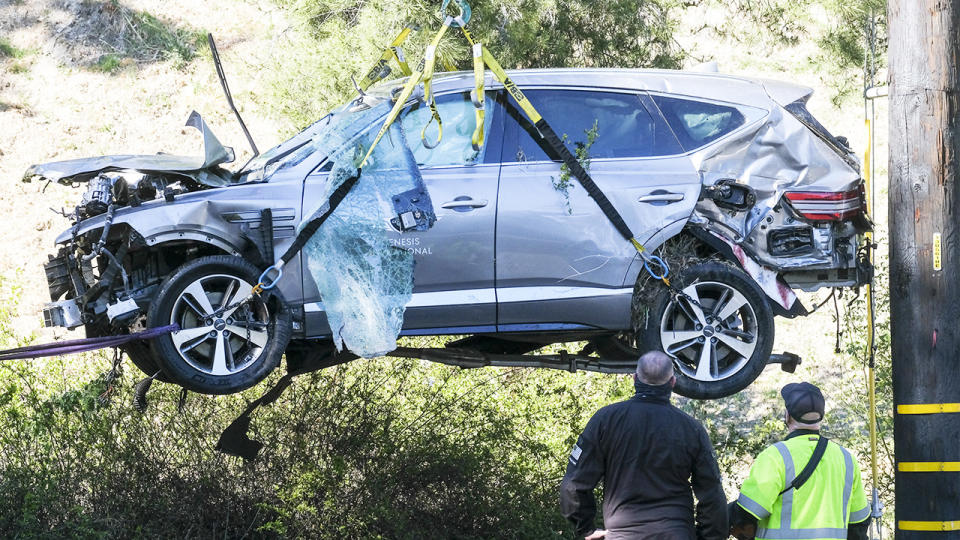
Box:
631, 230, 725, 331
123, 240, 232, 302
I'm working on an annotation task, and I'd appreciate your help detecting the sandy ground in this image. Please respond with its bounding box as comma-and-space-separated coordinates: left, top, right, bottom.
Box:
0, 0, 297, 337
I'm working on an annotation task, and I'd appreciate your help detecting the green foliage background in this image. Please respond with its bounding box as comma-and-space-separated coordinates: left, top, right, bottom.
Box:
0, 0, 893, 537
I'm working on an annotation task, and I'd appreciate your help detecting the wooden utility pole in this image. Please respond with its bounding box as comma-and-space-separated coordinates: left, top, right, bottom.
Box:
888, 0, 960, 536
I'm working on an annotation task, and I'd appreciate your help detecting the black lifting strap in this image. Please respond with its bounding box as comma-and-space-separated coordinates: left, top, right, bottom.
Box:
780, 436, 830, 495
532, 119, 636, 242
277, 172, 361, 266
216, 372, 295, 460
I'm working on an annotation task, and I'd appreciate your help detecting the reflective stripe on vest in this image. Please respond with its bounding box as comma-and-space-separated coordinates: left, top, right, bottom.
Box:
739, 493, 772, 519
756, 440, 855, 540
850, 506, 871, 523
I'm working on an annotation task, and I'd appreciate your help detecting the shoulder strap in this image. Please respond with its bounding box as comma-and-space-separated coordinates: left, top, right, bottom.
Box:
779, 436, 830, 495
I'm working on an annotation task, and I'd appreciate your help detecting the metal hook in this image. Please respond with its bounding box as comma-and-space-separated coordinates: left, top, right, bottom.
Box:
440, 0, 471, 27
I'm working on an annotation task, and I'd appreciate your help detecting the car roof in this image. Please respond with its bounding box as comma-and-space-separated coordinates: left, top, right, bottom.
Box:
374, 67, 812, 109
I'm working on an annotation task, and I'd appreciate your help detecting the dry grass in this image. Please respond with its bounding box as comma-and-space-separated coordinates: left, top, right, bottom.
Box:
0, 0, 293, 338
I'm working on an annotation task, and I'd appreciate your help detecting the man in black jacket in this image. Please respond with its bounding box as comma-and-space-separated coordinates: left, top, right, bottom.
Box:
560, 351, 727, 539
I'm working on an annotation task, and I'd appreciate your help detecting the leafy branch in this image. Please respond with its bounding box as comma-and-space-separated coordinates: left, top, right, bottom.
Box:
552, 119, 599, 214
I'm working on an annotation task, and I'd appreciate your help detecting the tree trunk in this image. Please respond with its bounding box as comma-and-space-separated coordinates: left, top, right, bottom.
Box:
888, 0, 960, 536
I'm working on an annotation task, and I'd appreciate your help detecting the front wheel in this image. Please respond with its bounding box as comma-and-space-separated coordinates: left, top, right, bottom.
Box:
639, 261, 774, 399
146, 255, 292, 395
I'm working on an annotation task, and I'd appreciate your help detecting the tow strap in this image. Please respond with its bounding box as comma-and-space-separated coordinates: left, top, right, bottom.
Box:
0, 324, 179, 362
356, 24, 418, 92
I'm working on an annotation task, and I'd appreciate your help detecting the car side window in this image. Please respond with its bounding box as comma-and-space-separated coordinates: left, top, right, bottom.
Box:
400, 91, 493, 167
506, 89, 682, 162
651, 95, 748, 151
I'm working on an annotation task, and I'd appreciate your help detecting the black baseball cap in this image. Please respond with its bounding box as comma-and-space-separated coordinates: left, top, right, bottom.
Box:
781, 382, 825, 423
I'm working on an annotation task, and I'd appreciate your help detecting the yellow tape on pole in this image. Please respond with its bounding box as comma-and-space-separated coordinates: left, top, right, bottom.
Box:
898, 462, 960, 472
897, 403, 960, 414
899, 521, 960, 531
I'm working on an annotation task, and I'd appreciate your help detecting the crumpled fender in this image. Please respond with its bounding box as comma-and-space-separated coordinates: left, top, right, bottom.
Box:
23, 111, 235, 187
55, 197, 246, 257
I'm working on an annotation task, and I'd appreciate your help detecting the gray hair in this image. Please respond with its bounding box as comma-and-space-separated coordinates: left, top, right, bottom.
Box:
636, 351, 674, 385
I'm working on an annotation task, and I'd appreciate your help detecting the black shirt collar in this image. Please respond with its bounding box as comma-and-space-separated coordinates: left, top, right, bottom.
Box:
632, 378, 672, 404
786, 428, 821, 440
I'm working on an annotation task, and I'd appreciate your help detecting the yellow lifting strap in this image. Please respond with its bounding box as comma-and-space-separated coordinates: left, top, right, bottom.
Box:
469, 42, 485, 151
863, 115, 879, 522
420, 36, 447, 149
359, 17, 453, 168
357, 24, 418, 91
355, 2, 661, 281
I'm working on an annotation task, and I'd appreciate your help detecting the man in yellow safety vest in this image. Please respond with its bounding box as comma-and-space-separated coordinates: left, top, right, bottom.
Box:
729, 382, 871, 540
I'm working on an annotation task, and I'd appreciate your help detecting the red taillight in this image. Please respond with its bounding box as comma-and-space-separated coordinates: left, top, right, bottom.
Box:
784, 187, 864, 221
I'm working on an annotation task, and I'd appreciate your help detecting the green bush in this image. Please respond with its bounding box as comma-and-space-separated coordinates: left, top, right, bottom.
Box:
0, 279, 626, 536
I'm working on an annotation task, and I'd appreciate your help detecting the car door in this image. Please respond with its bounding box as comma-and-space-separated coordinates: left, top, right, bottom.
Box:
495, 88, 701, 330
301, 91, 502, 337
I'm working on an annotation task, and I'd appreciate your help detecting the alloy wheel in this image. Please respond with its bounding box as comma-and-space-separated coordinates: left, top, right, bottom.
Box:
168, 274, 270, 376
659, 280, 759, 382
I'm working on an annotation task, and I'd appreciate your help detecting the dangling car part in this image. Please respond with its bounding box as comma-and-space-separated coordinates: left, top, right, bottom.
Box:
29, 65, 870, 398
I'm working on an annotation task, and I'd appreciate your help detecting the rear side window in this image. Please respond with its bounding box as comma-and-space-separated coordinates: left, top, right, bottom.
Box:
506, 89, 682, 162
652, 95, 748, 151
784, 100, 857, 167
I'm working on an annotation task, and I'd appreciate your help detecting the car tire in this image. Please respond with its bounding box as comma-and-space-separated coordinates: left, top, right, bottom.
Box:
146, 255, 292, 395
638, 260, 774, 399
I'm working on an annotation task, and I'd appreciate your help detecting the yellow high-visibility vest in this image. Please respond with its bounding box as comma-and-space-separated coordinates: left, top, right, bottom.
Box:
737, 432, 870, 540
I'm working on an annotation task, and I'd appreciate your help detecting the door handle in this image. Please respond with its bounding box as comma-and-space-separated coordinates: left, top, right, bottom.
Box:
441, 197, 488, 209
637, 192, 685, 203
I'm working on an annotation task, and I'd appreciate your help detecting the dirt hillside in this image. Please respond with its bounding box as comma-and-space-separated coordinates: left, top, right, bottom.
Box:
0, 0, 298, 337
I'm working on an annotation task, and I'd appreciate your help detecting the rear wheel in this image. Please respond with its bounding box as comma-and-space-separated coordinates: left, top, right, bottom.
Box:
640, 261, 774, 399
147, 255, 291, 395
594, 261, 774, 399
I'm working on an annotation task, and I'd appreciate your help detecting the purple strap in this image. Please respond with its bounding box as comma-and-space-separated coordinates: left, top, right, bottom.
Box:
0, 324, 180, 361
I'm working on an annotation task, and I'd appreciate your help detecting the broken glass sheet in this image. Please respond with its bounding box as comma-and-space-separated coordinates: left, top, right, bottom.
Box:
300, 102, 434, 357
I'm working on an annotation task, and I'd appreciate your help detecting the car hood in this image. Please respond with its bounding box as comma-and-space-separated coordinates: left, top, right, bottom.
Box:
22, 111, 235, 187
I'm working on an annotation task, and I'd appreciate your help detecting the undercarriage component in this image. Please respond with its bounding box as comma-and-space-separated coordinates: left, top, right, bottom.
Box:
390, 346, 636, 373
42, 298, 84, 329
106, 298, 140, 324
445, 335, 548, 355
768, 351, 802, 373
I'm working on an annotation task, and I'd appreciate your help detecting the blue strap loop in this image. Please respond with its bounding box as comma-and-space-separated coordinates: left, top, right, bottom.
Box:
258, 265, 284, 291
643, 255, 670, 281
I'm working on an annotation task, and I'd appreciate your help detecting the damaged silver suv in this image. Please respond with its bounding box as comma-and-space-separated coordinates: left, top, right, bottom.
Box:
27, 68, 871, 399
